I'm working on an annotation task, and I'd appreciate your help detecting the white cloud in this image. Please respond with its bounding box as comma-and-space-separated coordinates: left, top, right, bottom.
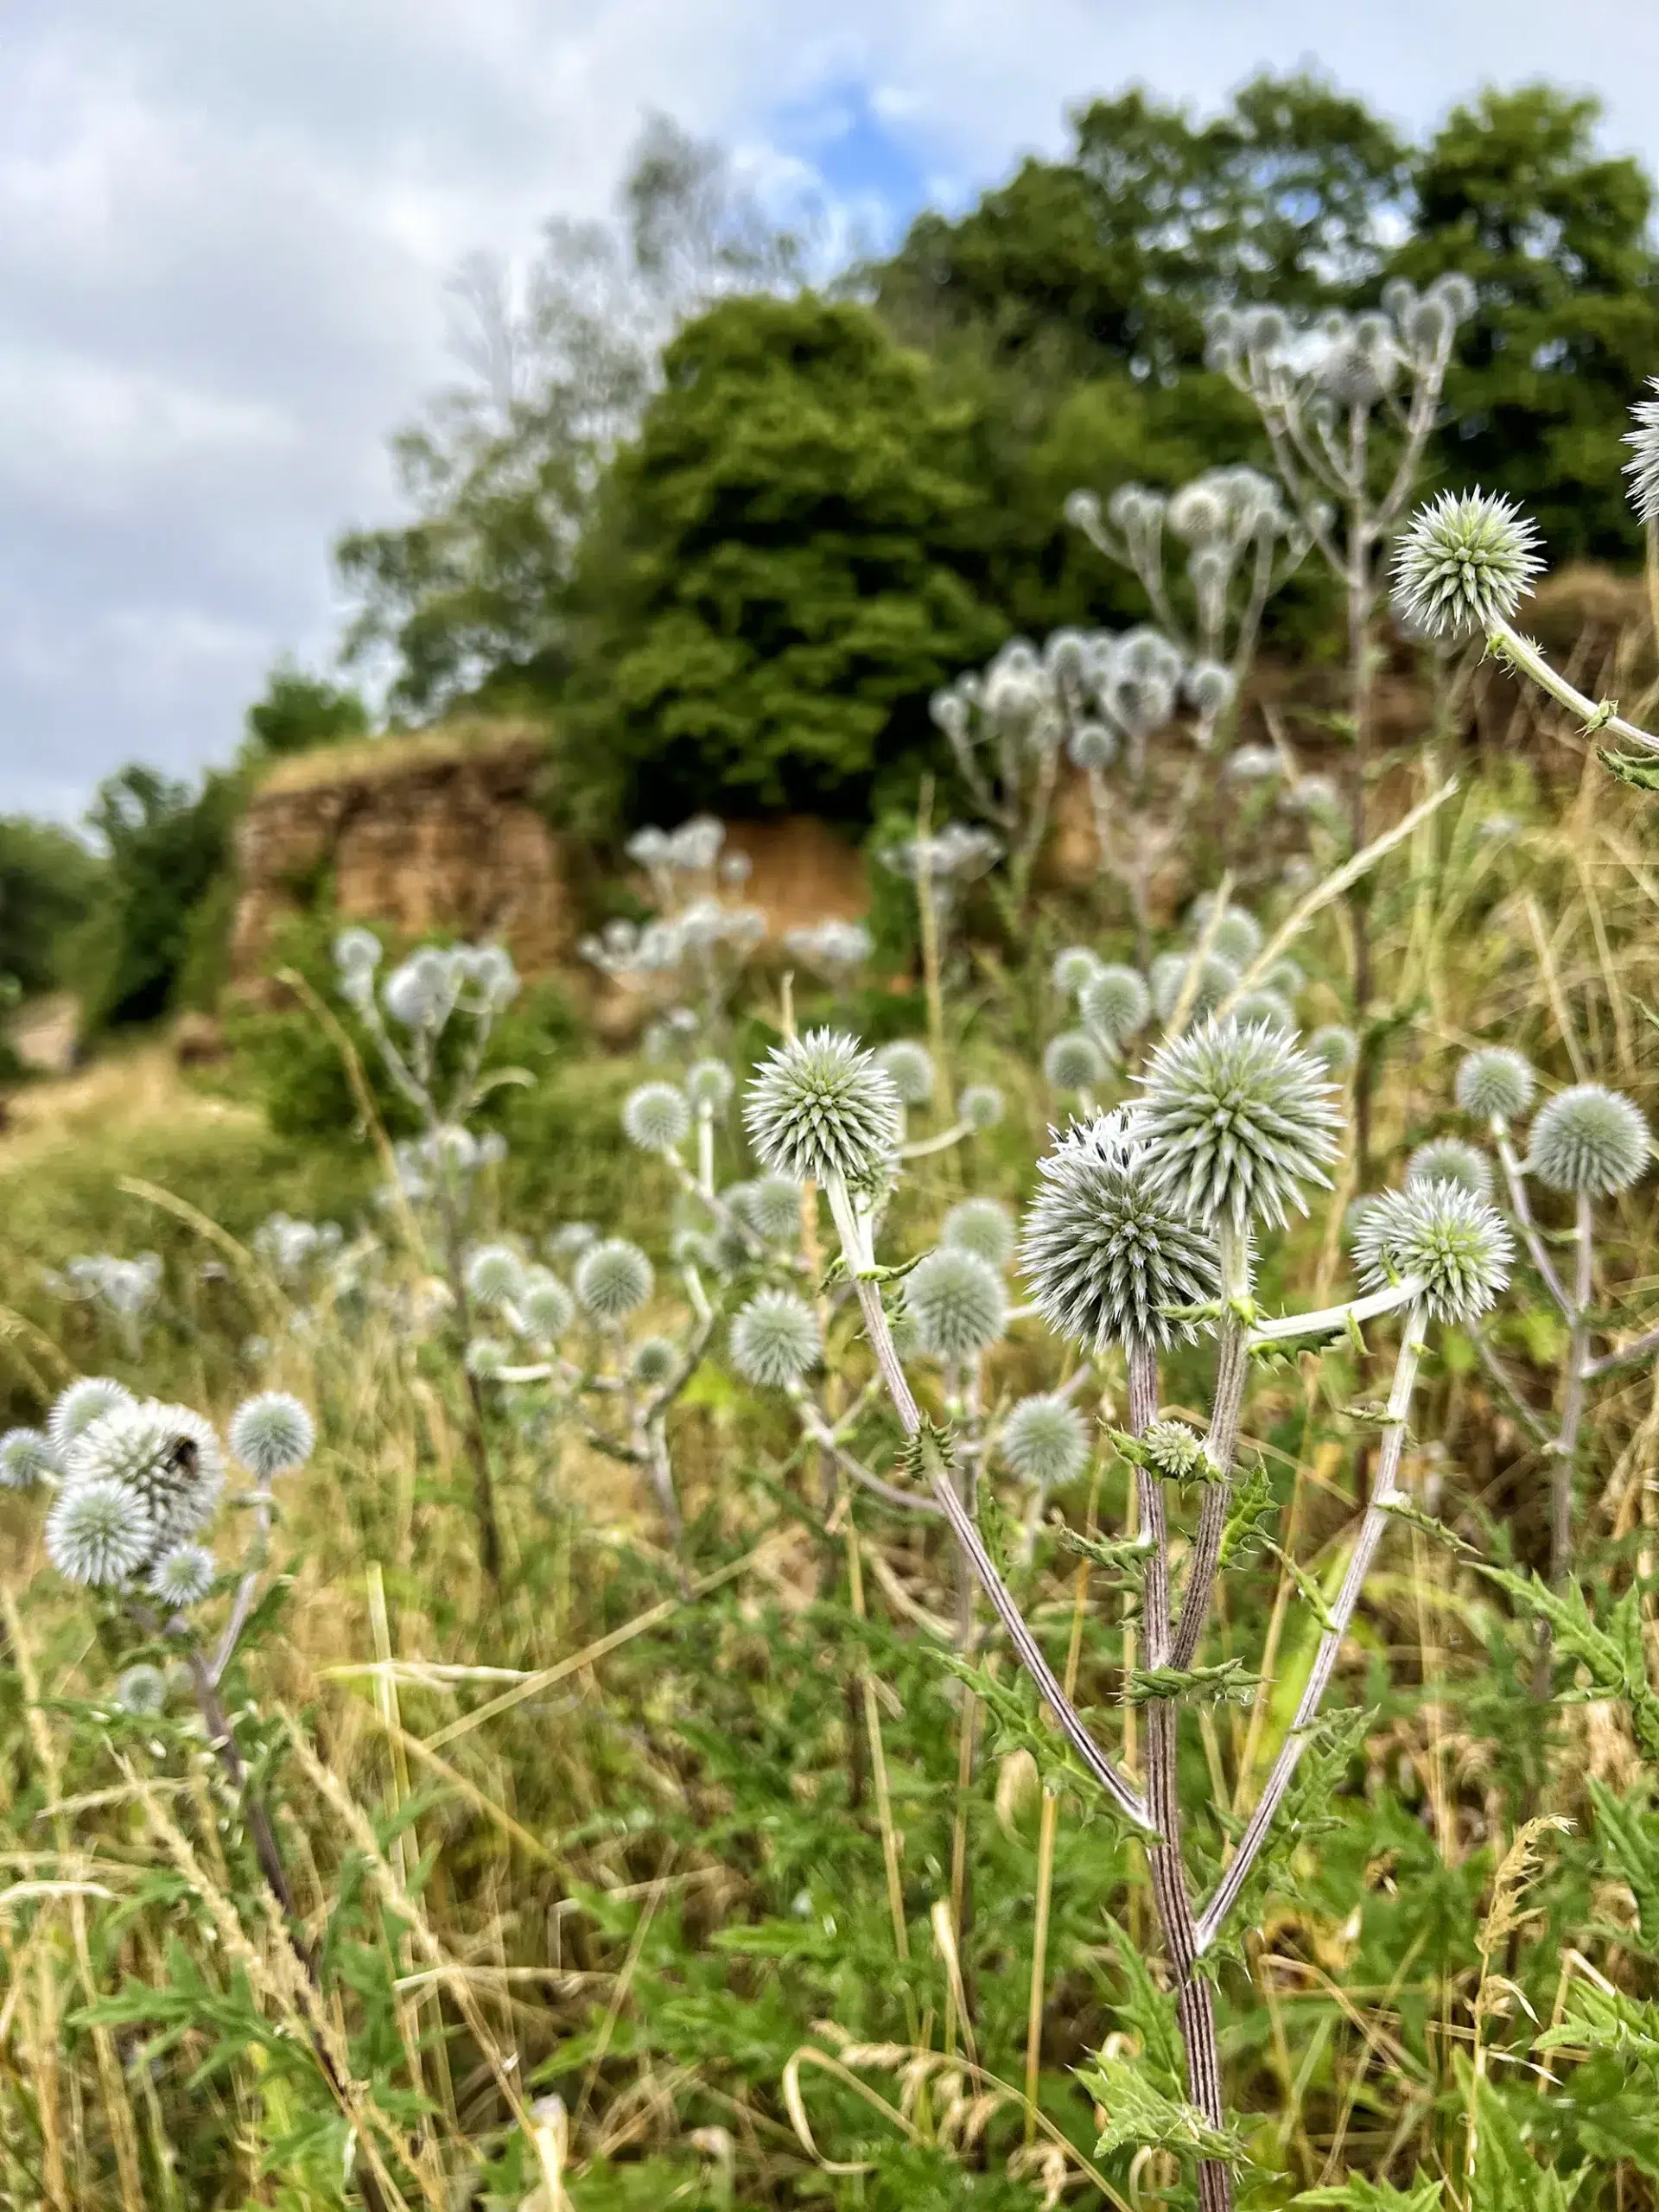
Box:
3, 0, 1658, 814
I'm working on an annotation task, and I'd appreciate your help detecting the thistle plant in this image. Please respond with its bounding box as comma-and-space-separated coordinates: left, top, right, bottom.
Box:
582, 814, 766, 1029
47, 1250, 164, 1356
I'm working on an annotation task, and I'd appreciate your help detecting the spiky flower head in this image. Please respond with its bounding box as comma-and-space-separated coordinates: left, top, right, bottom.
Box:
1624, 378, 1659, 524
0, 1427, 56, 1490
1527, 1085, 1650, 1197
630, 1337, 679, 1389
1406, 1137, 1494, 1205
1021, 1109, 1220, 1353
958, 1084, 1005, 1132
519, 1272, 575, 1342
1139, 1017, 1341, 1233
46, 1476, 156, 1586
548, 1223, 596, 1260
877, 1040, 936, 1107
623, 1082, 691, 1154
1052, 946, 1103, 998
1141, 1419, 1211, 1483
1232, 988, 1296, 1037
1306, 1025, 1358, 1077
466, 1337, 511, 1379
575, 1239, 654, 1321
67, 1404, 223, 1551
904, 1248, 1008, 1361
1190, 899, 1262, 968
737, 1174, 804, 1244
1150, 950, 1241, 1025
465, 1243, 526, 1307
1081, 964, 1152, 1042
1391, 489, 1543, 639
1456, 1046, 1535, 1123
730, 1291, 823, 1389
115, 1664, 168, 1716
941, 1197, 1016, 1268
685, 1059, 735, 1113
333, 925, 382, 977
229, 1392, 315, 1478
1353, 1180, 1514, 1322
1001, 1395, 1090, 1489
48, 1376, 135, 1457
1045, 1030, 1107, 1093
744, 1030, 899, 1191
148, 1542, 217, 1609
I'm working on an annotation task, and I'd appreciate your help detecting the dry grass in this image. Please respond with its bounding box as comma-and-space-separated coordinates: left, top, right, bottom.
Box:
254, 715, 550, 798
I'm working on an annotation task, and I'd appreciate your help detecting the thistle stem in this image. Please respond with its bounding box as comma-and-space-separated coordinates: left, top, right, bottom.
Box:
1249, 1276, 1420, 1348
1493, 1121, 1571, 1316
1173, 1222, 1252, 1672
1490, 616, 1659, 758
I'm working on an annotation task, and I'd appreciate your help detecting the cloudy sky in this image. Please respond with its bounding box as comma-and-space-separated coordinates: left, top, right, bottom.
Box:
4, 1, 1659, 819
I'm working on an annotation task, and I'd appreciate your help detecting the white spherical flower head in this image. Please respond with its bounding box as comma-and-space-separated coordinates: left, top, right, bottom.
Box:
685, 1059, 735, 1113
1391, 489, 1543, 639
229, 1392, 315, 1478
575, 1238, 654, 1321
1456, 1046, 1535, 1124
1306, 1025, 1358, 1078
48, 1376, 136, 1457
0, 1427, 57, 1489
1139, 1017, 1341, 1234
959, 1084, 1005, 1132
740, 1175, 804, 1244
116, 1662, 168, 1716
1266, 957, 1305, 999
1232, 988, 1296, 1037
1020, 1110, 1220, 1353
47, 1477, 156, 1586
67, 1404, 224, 1551
1527, 1085, 1650, 1198
548, 1223, 597, 1261
1082, 965, 1152, 1043
465, 1243, 526, 1308
466, 1337, 511, 1379
904, 1248, 1008, 1361
1353, 1180, 1514, 1323
1045, 1030, 1107, 1094
519, 1272, 575, 1342
941, 1197, 1017, 1269
148, 1542, 217, 1609
730, 1290, 823, 1389
623, 1082, 692, 1154
1141, 1419, 1211, 1483
1191, 899, 1262, 969
334, 925, 381, 977
1151, 951, 1241, 1025
1070, 721, 1118, 773
630, 1336, 679, 1389
1406, 1137, 1495, 1205
877, 1039, 936, 1107
1001, 1395, 1090, 1489
1052, 945, 1103, 998
744, 1030, 899, 1191
1624, 377, 1659, 525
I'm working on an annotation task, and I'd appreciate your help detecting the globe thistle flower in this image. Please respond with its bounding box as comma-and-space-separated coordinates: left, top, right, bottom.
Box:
941, 1197, 1016, 1268
737, 1174, 804, 1244
1045, 1030, 1107, 1094
48, 1376, 135, 1457
0, 1427, 57, 1490
630, 1336, 679, 1389
334, 925, 382, 976
67, 1404, 224, 1551
1081, 964, 1152, 1043
1139, 1017, 1341, 1234
1001, 1395, 1090, 1488
1187, 662, 1236, 723
1353, 1180, 1514, 1322
1190, 899, 1262, 968
148, 1542, 217, 1609
1624, 378, 1659, 525
1406, 1137, 1495, 1205
1052, 946, 1103, 998
623, 1082, 691, 1154
519, 1272, 575, 1342
1070, 721, 1118, 772
547, 1223, 596, 1260
958, 1084, 1005, 1132
46, 1476, 156, 1586
575, 1238, 654, 1321
877, 1040, 936, 1107
685, 1059, 735, 1113
744, 1030, 899, 1192
1150, 951, 1241, 1025
382, 948, 454, 1031
1232, 988, 1296, 1037
1266, 957, 1306, 999
1306, 1025, 1358, 1078
904, 1248, 1008, 1361
1456, 1046, 1535, 1124
229, 1392, 315, 1477
466, 1336, 511, 1379
1141, 1419, 1211, 1483
463, 943, 519, 1009
1391, 489, 1543, 639
730, 1290, 823, 1389
1021, 1110, 1220, 1353
1527, 1084, 1650, 1198
115, 1663, 168, 1717
465, 1243, 526, 1307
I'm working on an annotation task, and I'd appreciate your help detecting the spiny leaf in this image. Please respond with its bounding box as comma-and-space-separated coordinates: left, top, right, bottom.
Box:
1219, 1458, 1277, 1570
1128, 1658, 1262, 1707
1082, 2053, 1249, 2165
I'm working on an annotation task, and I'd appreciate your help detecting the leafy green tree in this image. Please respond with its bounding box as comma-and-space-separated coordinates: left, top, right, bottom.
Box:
1394, 85, 1659, 562
244, 663, 370, 760
73, 766, 238, 1032
0, 818, 102, 997
563, 294, 1006, 822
